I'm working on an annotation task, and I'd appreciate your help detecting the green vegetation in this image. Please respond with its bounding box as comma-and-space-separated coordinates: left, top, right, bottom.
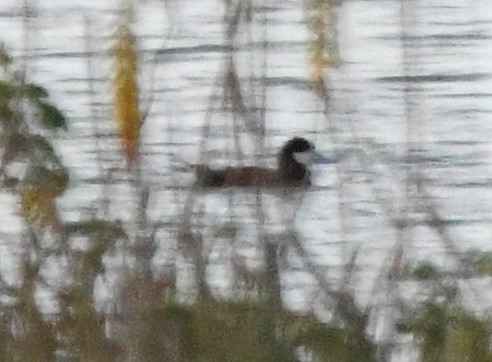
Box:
0, 1, 490, 361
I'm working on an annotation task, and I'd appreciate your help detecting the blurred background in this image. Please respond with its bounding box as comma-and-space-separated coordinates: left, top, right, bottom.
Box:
0, 0, 491, 361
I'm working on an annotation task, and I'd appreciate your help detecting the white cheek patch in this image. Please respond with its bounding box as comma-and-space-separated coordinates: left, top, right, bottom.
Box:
293, 150, 314, 166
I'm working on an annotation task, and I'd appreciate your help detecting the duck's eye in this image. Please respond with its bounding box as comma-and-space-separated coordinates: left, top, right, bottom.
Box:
293, 150, 314, 165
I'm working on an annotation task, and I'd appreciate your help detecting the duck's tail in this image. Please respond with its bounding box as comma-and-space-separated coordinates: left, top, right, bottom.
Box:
195, 165, 225, 187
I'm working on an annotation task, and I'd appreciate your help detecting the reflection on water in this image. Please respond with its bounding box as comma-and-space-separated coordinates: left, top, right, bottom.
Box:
0, 0, 491, 360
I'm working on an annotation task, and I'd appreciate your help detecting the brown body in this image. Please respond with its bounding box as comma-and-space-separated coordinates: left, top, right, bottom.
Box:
195, 137, 315, 188
195, 165, 310, 188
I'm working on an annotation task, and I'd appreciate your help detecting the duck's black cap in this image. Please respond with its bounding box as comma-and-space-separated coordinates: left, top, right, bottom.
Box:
281, 137, 314, 156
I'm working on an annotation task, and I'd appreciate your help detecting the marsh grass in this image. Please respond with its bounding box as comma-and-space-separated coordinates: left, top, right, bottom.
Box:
0, 0, 490, 361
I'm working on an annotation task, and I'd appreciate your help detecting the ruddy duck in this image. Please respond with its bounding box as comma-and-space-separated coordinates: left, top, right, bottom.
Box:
195, 137, 333, 188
